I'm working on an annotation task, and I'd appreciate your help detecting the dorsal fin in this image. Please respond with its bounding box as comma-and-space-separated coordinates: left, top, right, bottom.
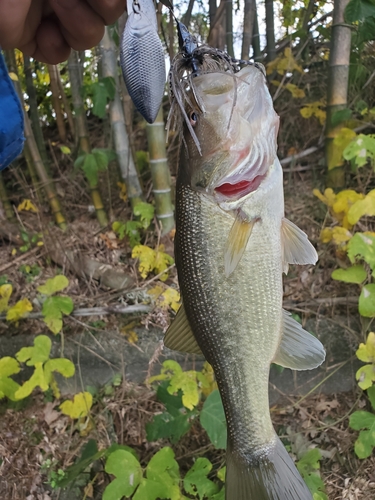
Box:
273, 310, 325, 370
224, 211, 258, 277
281, 218, 318, 274
163, 303, 203, 355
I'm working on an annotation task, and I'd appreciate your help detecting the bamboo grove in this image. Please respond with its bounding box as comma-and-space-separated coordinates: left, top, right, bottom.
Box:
0, 0, 374, 242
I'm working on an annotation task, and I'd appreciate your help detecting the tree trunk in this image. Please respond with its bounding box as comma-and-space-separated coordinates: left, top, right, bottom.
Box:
182, 0, 195, 28
146, 107, 174, 234
47, 64, 67, 143
68, 51, 108, 226
252, 3, 262, 61
241, 0, 256, 60
209, 0, 217, 27
100, 27, 143, 207
265, 0, 276, 62
325, 0, 351, 188
225, 0, 234, 57
208, 0, 226, 49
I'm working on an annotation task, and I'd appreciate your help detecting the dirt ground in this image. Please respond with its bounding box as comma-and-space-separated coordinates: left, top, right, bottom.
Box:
0, 158, 374, 499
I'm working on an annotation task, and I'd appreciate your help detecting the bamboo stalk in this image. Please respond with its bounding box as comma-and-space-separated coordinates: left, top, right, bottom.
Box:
57, 68, 75, 138
265, 0, 276, 62
241, 0, 256, 60
146, 107, 175, 234
0, 172, 15, 221
252, 3, 262, 61
325, 0, 351, 188
4, 50, 66, 229
68, 51, 108, 226
100, 27, 143, 207
47, 64, 67, 143
23, 56, 50, 171
225, 0, 234, 57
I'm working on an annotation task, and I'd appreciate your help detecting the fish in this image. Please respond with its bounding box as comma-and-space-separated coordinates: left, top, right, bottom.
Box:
120, 0, 165, 123
164, 60, 326, 499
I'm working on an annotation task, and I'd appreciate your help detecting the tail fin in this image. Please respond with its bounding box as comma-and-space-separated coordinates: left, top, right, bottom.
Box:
226, 437, 312, 500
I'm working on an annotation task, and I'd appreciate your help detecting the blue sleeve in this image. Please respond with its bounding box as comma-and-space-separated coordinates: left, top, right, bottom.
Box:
0, 51, 25, 170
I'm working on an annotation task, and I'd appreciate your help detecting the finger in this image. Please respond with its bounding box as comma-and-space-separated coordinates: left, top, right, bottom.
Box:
0, 0, 36, 49
50, 0, 105, 51
20, 18, 71, 65
87, 0, 127, 25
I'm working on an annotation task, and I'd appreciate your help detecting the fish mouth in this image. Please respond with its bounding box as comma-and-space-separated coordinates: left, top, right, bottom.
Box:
215, 175, 266, 199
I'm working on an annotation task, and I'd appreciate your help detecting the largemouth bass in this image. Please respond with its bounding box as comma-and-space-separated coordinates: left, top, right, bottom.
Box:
120, 0, 165, 123
164, 62, 325, 499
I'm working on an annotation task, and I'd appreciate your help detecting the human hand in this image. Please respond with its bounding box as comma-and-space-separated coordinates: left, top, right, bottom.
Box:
0, 0, 126, 64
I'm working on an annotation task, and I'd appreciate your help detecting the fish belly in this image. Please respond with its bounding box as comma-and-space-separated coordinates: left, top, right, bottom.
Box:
175, 183, 283, 453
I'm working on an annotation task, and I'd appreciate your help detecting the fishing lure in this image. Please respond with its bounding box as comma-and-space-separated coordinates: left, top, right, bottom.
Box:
120, 0, 166, 123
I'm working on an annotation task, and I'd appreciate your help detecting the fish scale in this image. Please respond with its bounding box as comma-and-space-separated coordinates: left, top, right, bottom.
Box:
166, 63, 324, 499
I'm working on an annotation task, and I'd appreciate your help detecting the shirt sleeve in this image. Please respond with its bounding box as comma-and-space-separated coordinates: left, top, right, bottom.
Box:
0, 51, 25, 170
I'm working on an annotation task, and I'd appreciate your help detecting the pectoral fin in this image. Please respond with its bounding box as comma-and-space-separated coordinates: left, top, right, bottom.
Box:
224, 211, 257, 277
281, 218, 318, 274
163, 302, 203, 355
273, 310, 325, 370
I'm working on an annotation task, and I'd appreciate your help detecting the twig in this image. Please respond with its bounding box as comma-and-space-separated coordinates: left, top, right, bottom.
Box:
0, 304, 152, 321
283, 297, 358, 308
0, 246, 42, 273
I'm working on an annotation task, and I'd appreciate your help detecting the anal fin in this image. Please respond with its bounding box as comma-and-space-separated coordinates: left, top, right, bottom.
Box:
272, 310, 325, 370
282, 218, 318, 274
163, 303, 203, 355
224, 210, 258, 277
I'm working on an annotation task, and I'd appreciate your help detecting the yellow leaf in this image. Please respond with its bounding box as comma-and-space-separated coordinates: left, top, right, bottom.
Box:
117, 182, 127, 202
300, 101, 326, 125
356, 332, 375, 363
313, 188, 336, 208
120, 326, 138, 344
159, 288, 181, 313
8, 72, 18, 81
328, 127, 357, 171
11, 248, 17, 256
347, 190, 375, 225
320, 228, 334, 243
17, 199, 38, 213
270, 80, 281, 87
59, 391, 93, 419
320, 226, 352, 245
132, 244, 156, 279
6, 298, 32, 322
266, 47, 303, 76
0, 284, 12, 313
285, 83, 305, 99
147, 285, 164, 300
200, 362, 218, 397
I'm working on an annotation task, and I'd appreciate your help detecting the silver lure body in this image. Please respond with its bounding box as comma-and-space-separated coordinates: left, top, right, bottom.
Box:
120, 0, 165, 123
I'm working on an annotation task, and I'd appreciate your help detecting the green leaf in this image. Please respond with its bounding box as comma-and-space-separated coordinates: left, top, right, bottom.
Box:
0, 356, 20, 377
15, 362, 49, 399
42, 296, 74, 334
331, 108, 352, 128
132, 478, 168, 500
133, 202, 155, 229
331, 265, 367, 284
359, 284, 375, 317
349, 410, 375, 430
82, 153, 99, 187
356, 364, 375, 390
146, 409, 193, 444
147, 447, 180, 483
44, 358, 75, 379
60, 145, 71, 155
348, 233, 375, 271
343, 134, 375, 168
345, 0, 375, 22
103, 450, 143, 500
37, 275, 69, 296
367, 385, 375, 410
200, 390, 227, 449
16, 335, 51, 365
347, 191, 375, 225
92, 149, 109, 171
183, 458, 219, 499
91, 81, 110, 119
354, 429, 375, 458
101, 76, 116, 100
296, 448, 322, 472
0, 376, 21, 401
358, 15, 375, 44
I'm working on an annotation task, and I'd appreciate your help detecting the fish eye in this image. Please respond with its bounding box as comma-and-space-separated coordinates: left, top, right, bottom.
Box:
189, 111, 198, 126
